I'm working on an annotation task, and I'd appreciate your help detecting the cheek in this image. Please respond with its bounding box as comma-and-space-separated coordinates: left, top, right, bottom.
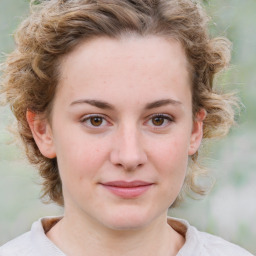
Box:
56, 137, 109, 205
156, 136, 190, 165
150, 134, 190, 189
55, 133, 109, 181
149, 137, 189, 205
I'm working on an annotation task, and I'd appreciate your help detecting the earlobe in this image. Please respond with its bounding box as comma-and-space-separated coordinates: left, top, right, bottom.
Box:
188, 109, 206, 156
26, 110, 56, 159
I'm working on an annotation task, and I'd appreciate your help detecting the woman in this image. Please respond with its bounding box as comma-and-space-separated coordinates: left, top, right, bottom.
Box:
0, 0, 253, 255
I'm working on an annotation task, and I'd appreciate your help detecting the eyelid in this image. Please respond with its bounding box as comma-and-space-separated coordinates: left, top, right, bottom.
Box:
145, 113, 174, 128
79, 113, 174, 129
80, 114, 111, 128
147, 113, 174, 121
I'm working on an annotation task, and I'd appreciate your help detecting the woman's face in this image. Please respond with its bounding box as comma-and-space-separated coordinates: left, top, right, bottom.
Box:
33, 36, 204, 230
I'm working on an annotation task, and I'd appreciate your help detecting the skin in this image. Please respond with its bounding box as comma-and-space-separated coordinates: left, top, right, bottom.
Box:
27, 35, 206, 256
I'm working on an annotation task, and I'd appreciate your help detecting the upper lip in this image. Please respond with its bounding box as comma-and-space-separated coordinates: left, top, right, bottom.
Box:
101, 180, 153, 188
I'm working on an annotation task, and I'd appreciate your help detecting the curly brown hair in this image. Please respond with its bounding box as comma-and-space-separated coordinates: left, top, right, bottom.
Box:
1, 0, 238, 206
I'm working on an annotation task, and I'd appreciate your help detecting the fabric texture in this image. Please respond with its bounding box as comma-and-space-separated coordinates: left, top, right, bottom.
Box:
0, 216, 253, 256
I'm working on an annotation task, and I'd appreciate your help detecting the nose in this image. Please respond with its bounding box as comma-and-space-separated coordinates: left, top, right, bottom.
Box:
110, 125, 147, 171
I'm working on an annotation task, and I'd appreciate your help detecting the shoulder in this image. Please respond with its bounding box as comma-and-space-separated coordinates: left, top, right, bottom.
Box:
196, 229, 254, 256
0, 231, 34, 256
167, 217, 254, 256
0, 217, 64, 256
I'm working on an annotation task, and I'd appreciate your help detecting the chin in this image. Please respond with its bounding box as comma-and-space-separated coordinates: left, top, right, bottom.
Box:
101, 206, 160, 231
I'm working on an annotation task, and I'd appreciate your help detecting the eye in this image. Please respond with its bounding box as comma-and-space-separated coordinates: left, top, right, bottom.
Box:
89, 116, 104, 126
147, 114, 173, 128
152, 116, 165, 126
80, 114, 108, 128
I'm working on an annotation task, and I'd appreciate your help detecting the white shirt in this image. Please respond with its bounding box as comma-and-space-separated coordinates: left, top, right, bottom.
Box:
0, 216, 254, 256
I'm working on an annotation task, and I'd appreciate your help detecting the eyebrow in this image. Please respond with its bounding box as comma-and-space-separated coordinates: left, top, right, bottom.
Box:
70, 99, 114, 109
145, 99, 182, 109
70, 98, 182, 110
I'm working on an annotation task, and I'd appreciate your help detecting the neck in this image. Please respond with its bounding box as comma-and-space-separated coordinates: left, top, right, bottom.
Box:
47, 212, 185, 256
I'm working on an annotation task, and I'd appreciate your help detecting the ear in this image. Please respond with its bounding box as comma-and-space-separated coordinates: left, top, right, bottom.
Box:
188, 109, 206, 156
26, 110, 56, 159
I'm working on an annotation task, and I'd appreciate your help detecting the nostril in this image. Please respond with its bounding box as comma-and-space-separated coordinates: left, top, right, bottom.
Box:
109, 134, 148, 170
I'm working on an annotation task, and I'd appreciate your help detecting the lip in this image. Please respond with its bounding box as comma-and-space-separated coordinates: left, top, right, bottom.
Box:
100, 180, 154, 198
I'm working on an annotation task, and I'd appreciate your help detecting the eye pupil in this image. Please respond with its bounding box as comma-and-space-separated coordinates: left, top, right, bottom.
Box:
90, 117, 103, 126
152, 117, 164, 126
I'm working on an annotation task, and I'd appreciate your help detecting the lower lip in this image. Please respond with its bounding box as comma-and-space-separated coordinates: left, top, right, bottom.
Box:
101, 184, 152, 198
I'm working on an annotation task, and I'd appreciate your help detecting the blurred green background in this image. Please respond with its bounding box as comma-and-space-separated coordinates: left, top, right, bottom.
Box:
0, 0, 255, 254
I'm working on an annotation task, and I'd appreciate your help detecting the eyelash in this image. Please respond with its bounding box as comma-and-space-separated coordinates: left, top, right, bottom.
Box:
80, 113, 174, 129
146, 114, 174, 128
80, 114, 109, 128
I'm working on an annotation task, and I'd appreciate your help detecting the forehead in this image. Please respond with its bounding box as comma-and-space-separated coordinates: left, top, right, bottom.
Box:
60, 35, 189, 76
57, 35, 191, 107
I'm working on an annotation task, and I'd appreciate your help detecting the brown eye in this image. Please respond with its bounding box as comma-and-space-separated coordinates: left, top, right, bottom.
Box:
90, 117, 103, 126
152, 116, 165, 126
81, 114, 109, 129
147, 114, 173, 128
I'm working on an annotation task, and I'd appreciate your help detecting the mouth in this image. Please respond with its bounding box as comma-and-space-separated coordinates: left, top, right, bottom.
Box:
99, 180, 154, 198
